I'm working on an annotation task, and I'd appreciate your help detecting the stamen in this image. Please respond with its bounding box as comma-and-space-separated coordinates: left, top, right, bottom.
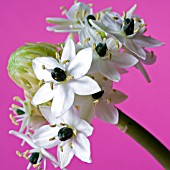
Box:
75, 106, 80, 110
103, 77, 107, 81
88, 74, 94, 79
55, 52, 61, 60
107, 98, 111, 104
50, 124, 56, 127
66, 76, 74, 81
88, 3, 93, 7
134, 24, 147, 33
84, 37, 90, 44
70, 142, 73, 148
151, 51, 154, 58
123, 11, 126, 19
73, 129, 77, 136
82, 10, 86, 18
62, 10, 66, 15
93, 99, 99, 105
74, 11, 79, 19
38, 79, 44, 86
50, 82, 54, 90
112, 16, 119, 20
74, 0, 78, 3
60, 123, 66, 126
108, 52, 112, 60
62, 59, 70, 65
96, 13, 100, 20
42, 65, 45, 70
60, 146, 63, 152
13, 96, 22, 102
12, 104, 19, 109
9, 114, 19, 126
23, 154, 29, 160
92, 43, 96, 50
133, 17, 141, 22
112, 89, 117, 92
114, 39, 120, 49
16, 150, 22, 157
49, 137, 56, 141
33, 163, 40, 168
60, 6, 66, 10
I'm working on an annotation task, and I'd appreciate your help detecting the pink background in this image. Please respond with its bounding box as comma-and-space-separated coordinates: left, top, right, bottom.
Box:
1, 0, 170, 169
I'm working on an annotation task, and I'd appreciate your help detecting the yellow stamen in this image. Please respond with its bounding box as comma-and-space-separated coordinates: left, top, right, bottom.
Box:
38, 79, 44, 86
62, 10, 67, 15
74, 11, 79, 19
88, 3, 93, 7
112, 16, 119, 20
96, 13, 100, 20
23, 154, 29, 160
42, 65, 45, 70
62, 59, 70, 65
108, 53, 112, 60
134, 24, 147, 33
123, 11, 126, 19
84, 37, 90, 44
50, 124, 57, 127
82, 10, 86, 18
93, 99, 99, 105
133, 17, 141, 22
114, 39, 120, 49
73, 130, 77, 136
60, 6, 66, 10
60, 123, 66, 126
49, 137, 56, 141
60, 146, 63, 152
9, 114, 19, 126
55, 52, 61, 60
92, 43, 96, 50
112, 89, 117, 92
24, 150, 30, 156
11, 104, 19, 109
33, 163, 40, 168
103, 77, 107, 81
16, 150, 22, 157
107, 98, 111, 104
70, 142, 73, 148
151, 51, 154, 58
75, 106, 80, 110
88, 74, 94, 79
13, 96, 22, 102
50, 82, 54, 90
67, 76, 74, 81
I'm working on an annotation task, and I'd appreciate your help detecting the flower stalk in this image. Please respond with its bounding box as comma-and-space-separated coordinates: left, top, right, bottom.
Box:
117, 109, 170, 169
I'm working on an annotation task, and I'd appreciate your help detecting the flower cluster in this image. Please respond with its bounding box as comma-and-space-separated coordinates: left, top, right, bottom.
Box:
8, 1, 163, 169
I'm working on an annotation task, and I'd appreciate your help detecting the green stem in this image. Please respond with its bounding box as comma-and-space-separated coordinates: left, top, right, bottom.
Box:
117, 109, 170, 169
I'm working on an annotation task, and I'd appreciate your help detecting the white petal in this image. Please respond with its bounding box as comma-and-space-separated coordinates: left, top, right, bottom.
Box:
46, 17, 75, 25
41, 148, 59, 166
133, 35, 164, 48
39, 106, 57, 124
9, 130, 38, 149
61, 37, 76, 62
95, 102, 119, 124
57, 142, 74, 169
109, 89, 128, 104
69, 76, 101, 95
67, 48, 93, 79
99, 61, 120, 82
73, 133, 92, 163
125, 39, 146, 59
32, 83, 55, 106
32, 125, 60, 149
126, 4, 137, 18
142, 50, 157, 65
47, 25, 80, 33
51, 84, 75, 116
32, 57, 64, 81
76, 119, 93, 137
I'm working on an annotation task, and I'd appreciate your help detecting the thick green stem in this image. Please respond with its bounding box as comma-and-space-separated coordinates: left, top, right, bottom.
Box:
117, 109, 170, 169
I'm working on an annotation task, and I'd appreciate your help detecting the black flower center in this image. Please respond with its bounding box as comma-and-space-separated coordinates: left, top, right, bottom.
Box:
123, 18, 134, 35
29, 152, 39, 164
92, 90, 104, 99
95, 43, 107, 57
87, 15, 96, 26
51, 67, 66, 82
58, 127, 73, 141
16, 109, 25, 115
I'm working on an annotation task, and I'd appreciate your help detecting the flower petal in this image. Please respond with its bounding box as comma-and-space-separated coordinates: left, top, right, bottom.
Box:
9, 130, 38, 149
32, 57, 64, 81
69, 76, 101, 95
73, 133, 92, 163
61, 37, 76, 62
67, 48, 93, 79
47, 25, 80, 33
51, 84, 75, 116
57, 142, 74, 169
95, 102, 119, 124
99, 61, 120, 82
46, 17, 75, 25
32, 83, 55, 106
126, 4, 137, 18
110, 51, 138, 68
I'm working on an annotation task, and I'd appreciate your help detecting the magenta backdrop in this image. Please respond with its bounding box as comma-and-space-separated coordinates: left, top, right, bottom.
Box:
1, 0, 170, 169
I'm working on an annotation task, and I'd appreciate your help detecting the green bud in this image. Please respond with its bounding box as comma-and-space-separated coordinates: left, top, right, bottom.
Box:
7, 43, 58, 96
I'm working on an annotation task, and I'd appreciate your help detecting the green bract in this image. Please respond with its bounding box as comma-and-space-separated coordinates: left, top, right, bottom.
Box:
7, 43, 58, 96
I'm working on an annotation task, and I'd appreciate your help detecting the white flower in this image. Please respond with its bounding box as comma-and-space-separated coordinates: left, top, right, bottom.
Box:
79, 27, 138, 82
90, 4, 163, 59
32, 106, 93, 169
46, 2, 112, 33
9, 97, 46, 136
32, 37, 101, 116
9, 130, 58, 170
74, 75, 128, 123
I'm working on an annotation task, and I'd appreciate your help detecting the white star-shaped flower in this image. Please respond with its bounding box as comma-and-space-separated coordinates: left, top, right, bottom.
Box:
32, 37, 101, 116
9, 130, 58, 170
90, 4, 163, 59
74, 76, 128, 123
79, 26, 138, 82
32, 106, 93, 169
